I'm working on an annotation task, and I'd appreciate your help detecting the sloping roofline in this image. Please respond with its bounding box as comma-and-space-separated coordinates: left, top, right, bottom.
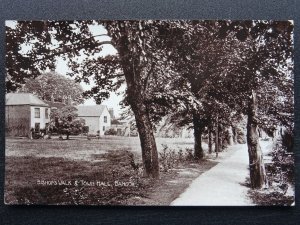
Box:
76, 105, 108, 117
6, 93, 49, 107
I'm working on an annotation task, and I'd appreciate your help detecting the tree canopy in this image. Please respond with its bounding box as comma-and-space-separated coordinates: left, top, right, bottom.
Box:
5, 20, 294, 184
50, 105, 85, 139
22, 71, 84, 105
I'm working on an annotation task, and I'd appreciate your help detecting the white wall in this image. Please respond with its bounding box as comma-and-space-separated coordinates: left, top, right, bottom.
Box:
78, 106, 111, 135
30, 106, 50, 129
80, 116, 100, 134
99, 107, 111, 135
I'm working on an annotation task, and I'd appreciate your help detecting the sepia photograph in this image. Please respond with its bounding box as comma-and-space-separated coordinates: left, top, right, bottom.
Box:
4, 20, 294, 206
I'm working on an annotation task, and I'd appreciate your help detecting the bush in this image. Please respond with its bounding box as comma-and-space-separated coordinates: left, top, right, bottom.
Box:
184, 148, 194, 161
159, 144, 178, 172
248, 137, 295, 206
159, 145, 196, 172
82, 126, 89, 134
104, 128, 118, 136
130, 130, 139, 137
248, 189, 294, 206
111, 119, 122, 125
269, 140, 294, 185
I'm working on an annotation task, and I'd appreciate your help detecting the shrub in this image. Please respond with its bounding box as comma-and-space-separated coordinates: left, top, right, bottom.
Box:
159, 144, 178, 172
184, 148, 194, 161
104, 128, 118, 136
159, 145, 195, 172
248, 137, 295, 206
269, 140, 294, 185
82, 126, 89, 134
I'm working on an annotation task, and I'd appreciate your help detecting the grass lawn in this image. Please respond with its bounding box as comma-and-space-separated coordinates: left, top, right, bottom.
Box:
5, 137, 216, 205
6, 136, 195, 161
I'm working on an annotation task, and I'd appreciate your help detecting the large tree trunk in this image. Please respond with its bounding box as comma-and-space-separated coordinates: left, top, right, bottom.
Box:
125, 80, 160, 179
107, 23, 159, 179
130, 99, 160, 179
247, 91, 268, 189
193, 113, 204, 159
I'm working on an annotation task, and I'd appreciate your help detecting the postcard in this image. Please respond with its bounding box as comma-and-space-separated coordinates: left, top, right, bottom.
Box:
4, 20, 294, 205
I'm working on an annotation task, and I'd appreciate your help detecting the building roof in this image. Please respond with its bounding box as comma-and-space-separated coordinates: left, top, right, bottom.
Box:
6, 93, 49, 107
77, 105, 107, 117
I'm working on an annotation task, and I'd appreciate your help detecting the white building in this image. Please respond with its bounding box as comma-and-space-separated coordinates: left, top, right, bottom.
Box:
76, 105, 111, 136
5, 93, 50, 137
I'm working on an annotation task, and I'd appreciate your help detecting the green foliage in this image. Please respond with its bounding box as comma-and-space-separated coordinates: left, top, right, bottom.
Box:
50, 105, 85, 137
22, 71, 84, 105
82, 126, 89, 134
248, 137, 294, 205
159, 144, 178, 172
6, 20, 99, 92
104, 128, 118, 136
269, 139, 294, 185
159, 145, 197, 172
111, 119, 122, 125
6, 20, 294, 181
248, 189, 294, 206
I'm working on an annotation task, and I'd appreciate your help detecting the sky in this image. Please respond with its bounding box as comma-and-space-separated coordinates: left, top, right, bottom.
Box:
54, 24, 124, 117
6, 21, 124, 117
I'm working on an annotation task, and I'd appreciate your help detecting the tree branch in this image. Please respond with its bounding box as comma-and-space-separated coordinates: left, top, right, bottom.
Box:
28, 40, 112, 63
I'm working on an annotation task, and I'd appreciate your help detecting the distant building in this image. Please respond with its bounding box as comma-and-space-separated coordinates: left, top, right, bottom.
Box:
110, 119, 131, 136
5, 93, 50, 137
76, 105, 111, 135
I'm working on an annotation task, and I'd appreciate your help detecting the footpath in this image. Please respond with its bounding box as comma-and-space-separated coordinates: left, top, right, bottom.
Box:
171, 143, 254, 206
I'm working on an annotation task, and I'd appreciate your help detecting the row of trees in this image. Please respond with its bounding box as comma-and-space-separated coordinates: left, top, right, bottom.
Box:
6, 20, 293, 188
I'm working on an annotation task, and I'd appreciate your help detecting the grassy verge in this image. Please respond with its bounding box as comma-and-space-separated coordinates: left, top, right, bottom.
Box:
5, 149, 217, 205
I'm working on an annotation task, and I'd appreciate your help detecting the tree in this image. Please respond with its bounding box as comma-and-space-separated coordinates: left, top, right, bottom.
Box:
168, 20, 294, 188
150, 20, 293, 188
50, 105, 85, 140
152, 21, 242, 159
22, 71, 84, 105
219, 20, 294, 188
6, 20, 174, 179
6, 20, 293, 184
5, 21, 101, 92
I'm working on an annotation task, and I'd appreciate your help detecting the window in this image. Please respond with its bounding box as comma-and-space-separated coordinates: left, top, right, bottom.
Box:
104, 116, 107, 123
45, 108, 49, 119
103, 126, 105, 131
34, 108, 40, 118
